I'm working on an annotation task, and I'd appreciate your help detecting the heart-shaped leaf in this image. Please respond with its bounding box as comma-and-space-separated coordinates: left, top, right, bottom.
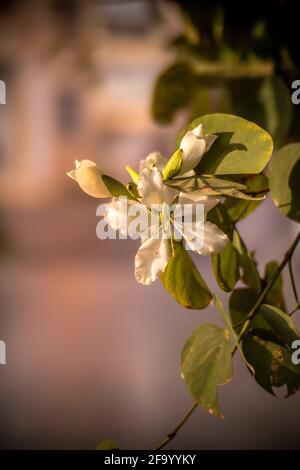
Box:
161, 242, 212, 309
181, 323, 232, 417
178, 114, 273, 175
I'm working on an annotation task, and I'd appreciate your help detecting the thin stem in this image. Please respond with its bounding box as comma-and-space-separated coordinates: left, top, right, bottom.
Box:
288, 257, 299, 307
155, 402, 198, 450
289, 304, 300, 316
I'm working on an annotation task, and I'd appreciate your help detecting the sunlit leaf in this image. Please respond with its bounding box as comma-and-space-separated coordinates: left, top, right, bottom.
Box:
160, 242, 212, 309
178, 114, 273, 175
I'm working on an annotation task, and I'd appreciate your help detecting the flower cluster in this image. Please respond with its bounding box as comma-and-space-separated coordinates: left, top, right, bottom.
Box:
67, 124, 228, 285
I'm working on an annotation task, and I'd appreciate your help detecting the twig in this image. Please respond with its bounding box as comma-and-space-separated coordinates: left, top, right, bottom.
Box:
155, 402, 198, 450
289, 304, 300, 316
288, 257, 299, 307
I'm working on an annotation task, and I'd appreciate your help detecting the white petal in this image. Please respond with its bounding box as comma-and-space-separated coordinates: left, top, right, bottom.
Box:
174, 219, 205, 253
104, 198, 154, 238
179, 124, 218, 175
137, 167, 178, 206
197, 222, 228, 255
205, 134, 218, 152
134, 235, 170, 285
139, 152, 168, 173
193, 123, 205, 138
179, 131, 206, 174
67, 159, 111, 198
104, 198, 132, 234
178, 191, 219, 216
174, 219, 228, 255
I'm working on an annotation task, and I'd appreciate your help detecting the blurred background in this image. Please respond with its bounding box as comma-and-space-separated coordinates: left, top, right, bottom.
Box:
0, 0, 299, 449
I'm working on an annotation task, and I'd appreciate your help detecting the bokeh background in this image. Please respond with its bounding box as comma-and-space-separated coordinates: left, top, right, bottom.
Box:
0, 0, 299, 449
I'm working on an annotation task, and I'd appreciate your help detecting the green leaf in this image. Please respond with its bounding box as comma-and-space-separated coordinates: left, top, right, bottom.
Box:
178, 114, 273, 175
212, 241, 239, 292
269, 143, 300, 223
162, 149, 183, 180
151, 63, 194, 124
224, 174, 269, 222
243, 333, 300, 397
125, 165, 139, 184
229, 288, 257, 334
256, 304, 300, 345
160, 242, 212, 309
102, 175, 136, 200
263, 261, 285, 310
181, 323, 233, 417
232, 231, 261, 294
96, 440, 119, 450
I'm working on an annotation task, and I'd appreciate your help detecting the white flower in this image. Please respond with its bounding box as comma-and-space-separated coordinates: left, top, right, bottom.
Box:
67, 160, 111, 198
104, 167, 228, 285
139, 151, 168, 173
179, 124, 217, 175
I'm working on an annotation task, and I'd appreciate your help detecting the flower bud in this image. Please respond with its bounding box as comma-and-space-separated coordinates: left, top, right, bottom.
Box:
179, 124, 217, 175
67, 160, 111, 198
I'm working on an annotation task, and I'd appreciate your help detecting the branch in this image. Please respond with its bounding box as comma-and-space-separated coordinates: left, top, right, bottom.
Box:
155, 402, 198, 450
